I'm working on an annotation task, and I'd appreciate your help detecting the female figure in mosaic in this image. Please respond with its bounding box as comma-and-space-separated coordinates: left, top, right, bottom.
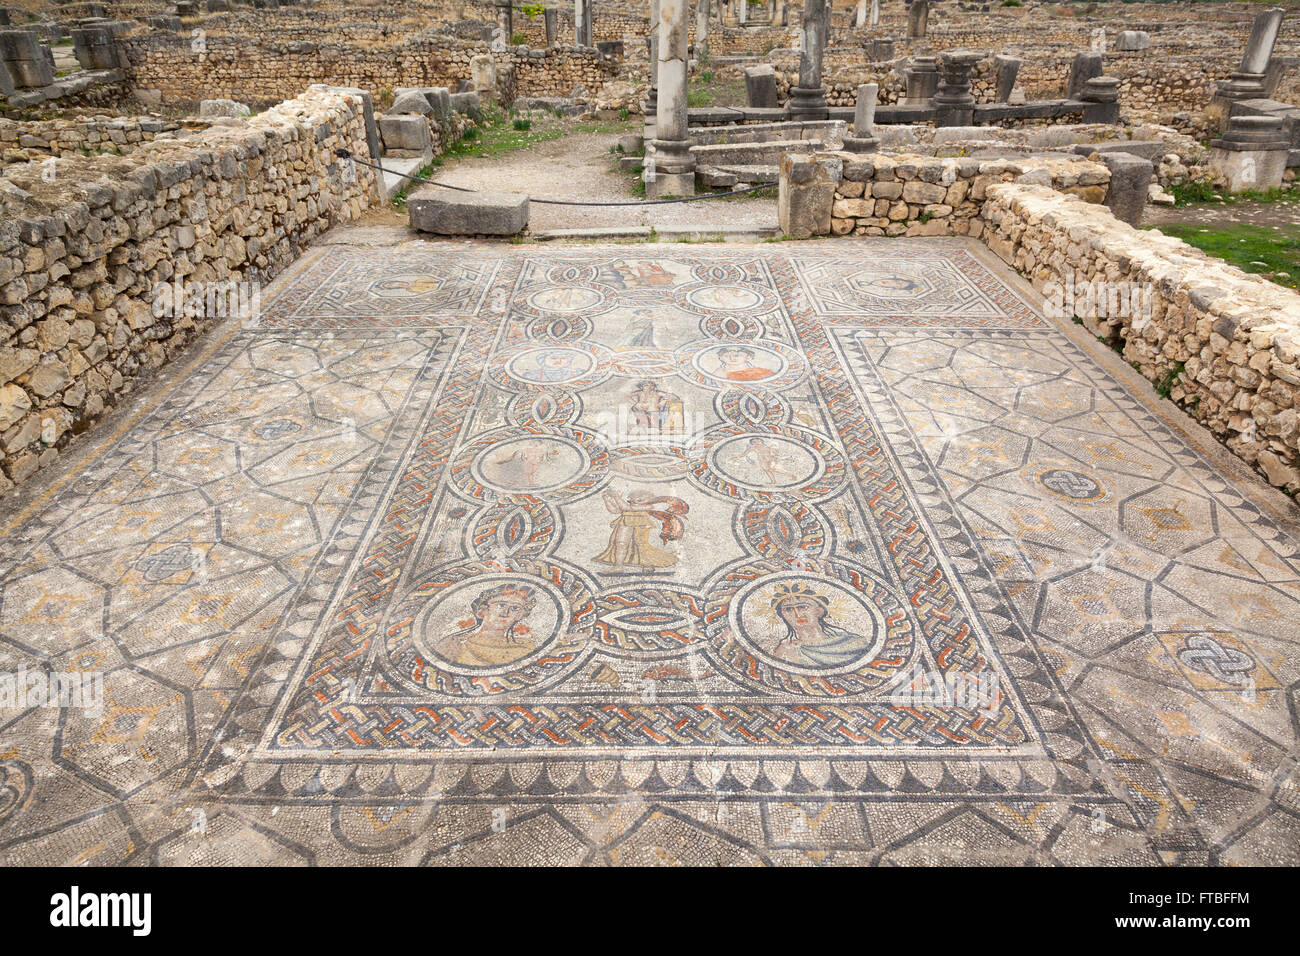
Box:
431, 583, 539, 667
593, 489, 689, 571
769, 583, 872, 668
712, 346, 776, 382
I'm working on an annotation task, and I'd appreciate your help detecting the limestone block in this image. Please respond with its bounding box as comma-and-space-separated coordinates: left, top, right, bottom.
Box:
407, 187, 529, 236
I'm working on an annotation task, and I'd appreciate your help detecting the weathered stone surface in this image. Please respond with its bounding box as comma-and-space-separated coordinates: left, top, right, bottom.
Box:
198, 98, 251, 118
378, 114, 432, 153
1098, 152, 1154, 226
407, 187, 529, 235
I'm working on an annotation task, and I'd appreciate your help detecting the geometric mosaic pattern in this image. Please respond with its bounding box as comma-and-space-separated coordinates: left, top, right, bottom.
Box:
1, 239, 1297, 865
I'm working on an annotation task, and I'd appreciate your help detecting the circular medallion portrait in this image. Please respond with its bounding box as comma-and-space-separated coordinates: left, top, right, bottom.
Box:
712, 434, 821, 490
693, 344, 786, 384
685, 285, 764, 312
733, 575, 887, 673
527, 286, 603, 314
506, 347, 597, 386
410, 575, 565, 672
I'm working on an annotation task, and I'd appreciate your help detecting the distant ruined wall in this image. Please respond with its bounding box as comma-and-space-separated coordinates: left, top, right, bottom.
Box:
117, 33, 617, 106
0, 86, 377, 498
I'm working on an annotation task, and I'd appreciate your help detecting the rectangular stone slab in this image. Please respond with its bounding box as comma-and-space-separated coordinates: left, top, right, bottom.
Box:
407, 187, 529, 236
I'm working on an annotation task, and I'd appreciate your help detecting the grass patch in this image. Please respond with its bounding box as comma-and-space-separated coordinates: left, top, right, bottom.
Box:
390, 161, 438, 209
1168, 181, 1296, 207
1155, 361, 1185, 399
434, 107, 573, 162
1147, 222, 1300, 290
686, 71, 749, 109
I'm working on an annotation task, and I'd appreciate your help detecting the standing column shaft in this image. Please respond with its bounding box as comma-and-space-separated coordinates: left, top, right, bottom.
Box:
645, 0, 660, 142
788, 0, 829, 118
648, 0, 695, 197
696, 0, 709, 53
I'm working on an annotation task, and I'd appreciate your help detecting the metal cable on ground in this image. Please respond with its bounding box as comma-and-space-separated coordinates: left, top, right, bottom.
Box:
336, 149, 775, 206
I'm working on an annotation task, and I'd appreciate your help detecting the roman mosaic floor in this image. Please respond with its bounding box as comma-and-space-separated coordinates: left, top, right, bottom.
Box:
1, 237, 1298, 866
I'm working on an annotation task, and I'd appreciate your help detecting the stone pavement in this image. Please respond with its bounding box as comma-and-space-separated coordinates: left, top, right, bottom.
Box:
0, 237, 1297, 866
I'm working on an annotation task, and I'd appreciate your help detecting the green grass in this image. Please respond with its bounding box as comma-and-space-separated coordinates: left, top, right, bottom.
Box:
433, 107, 570, 163
1167, 181, 1296, 208
1148, 222, 1300, 290
1155, 361, 1185, 399
685, 71, 749, 110
390, 161, 438, 209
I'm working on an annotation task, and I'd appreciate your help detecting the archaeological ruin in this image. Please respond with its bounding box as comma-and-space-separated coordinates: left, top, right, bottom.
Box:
0, 0, 1297, 876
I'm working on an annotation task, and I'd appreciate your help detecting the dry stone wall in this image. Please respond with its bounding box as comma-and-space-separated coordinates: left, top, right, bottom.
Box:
0, 85, 377, 497
0, 114, 197, 165
780, 147, 1300, 493
118, 32, 616, 107
983, 183, 1300, 494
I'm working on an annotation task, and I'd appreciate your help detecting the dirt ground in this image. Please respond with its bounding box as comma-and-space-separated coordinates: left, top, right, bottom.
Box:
1143, 195, 1300, 230
365, 125, 778, 234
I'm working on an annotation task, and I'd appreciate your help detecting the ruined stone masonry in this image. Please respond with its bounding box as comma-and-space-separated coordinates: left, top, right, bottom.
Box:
0, 86, 376, 494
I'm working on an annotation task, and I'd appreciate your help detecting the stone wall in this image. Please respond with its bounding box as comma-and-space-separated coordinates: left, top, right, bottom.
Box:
0, 114, 197, 165
827, 153, 1110, 238
779, 146, 1300, 493
118, 32, 616, 107
982, 183, 1300, 493
0, 85, 378, 497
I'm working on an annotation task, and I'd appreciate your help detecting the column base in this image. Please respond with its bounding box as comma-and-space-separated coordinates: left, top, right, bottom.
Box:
1207, 73, 1268, 132
841, 135, 879, 153
1081, 102, 1120, 125
788, 86, 829, 120
646, 171, 696, 198
934, 106, 973, 127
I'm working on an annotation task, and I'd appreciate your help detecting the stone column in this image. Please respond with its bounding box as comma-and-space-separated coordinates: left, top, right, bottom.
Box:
789, 0, 829, 119
934, 49, 979, 126
1208, 7, 1286, 131
906, 0, 928, 39
583, 0, 594, 46
843, 82, 879, 152
1080, 75, 1120, 124
544, 6, 557, 46
575, 0, 587, 45
1209, 114, 1291, 192
903, 55, 938, 104
738, 0, 746, 25
645, 0, 659, 143
855, 0, 866, 28
495, 0, 514, 44
649, 0, 694, 197
1065, 50, 1103, 100
993, 54, 1021, 103
0, 28, 53, 88
869, 0, 880, 27
696, 0, 709, 54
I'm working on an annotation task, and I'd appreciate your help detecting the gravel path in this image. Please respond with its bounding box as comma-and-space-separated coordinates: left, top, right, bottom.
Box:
424, 126, 778, 233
